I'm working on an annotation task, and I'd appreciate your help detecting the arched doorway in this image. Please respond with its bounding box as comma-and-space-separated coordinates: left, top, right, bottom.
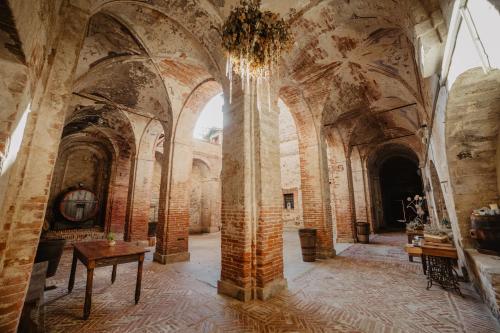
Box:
44, 106, 136, 239
379, 156, 423, 230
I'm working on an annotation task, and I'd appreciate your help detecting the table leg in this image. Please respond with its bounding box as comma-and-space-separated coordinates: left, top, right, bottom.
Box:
422, 255, 427, 275
135, 255, 144, 304
409, 255, 413, 262
68, 250, 77, 293
426, 258, 433, 290
83, 265, 94, 320
111, 264, 117, 284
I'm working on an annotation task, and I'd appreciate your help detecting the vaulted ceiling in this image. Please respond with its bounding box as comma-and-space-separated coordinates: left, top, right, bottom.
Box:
70, 0, 447, 157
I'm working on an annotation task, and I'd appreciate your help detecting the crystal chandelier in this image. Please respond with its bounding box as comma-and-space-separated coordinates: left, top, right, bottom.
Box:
222, 0, 294, 102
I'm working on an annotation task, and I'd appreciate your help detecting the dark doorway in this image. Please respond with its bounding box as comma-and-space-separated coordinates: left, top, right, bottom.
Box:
379, 156, 423, 230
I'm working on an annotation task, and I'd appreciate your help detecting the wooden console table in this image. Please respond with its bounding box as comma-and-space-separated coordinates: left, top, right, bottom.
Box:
68, 241, 147, 319
405, 241, 461, 295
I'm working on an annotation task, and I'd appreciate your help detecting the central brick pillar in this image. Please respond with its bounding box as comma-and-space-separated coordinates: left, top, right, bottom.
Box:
218, 81, 287, 301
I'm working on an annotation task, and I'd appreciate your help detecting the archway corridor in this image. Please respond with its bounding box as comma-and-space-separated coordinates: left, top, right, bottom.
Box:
3, 0, 500, 332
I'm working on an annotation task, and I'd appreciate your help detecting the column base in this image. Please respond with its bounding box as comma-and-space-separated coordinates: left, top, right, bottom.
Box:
256, 278, 287, 301
217, 279, 252, 301
217, 278, 287, 301
317, 248, 336, 259
153, 251, 190, 264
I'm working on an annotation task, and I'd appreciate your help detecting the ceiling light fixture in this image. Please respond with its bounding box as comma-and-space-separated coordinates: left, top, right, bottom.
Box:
222, 0, 294, 103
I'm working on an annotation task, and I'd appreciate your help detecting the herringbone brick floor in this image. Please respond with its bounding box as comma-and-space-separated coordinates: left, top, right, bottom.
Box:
43, 232, 500, 332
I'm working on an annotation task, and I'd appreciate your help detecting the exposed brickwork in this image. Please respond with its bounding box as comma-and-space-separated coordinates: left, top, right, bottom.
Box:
1, 1, 500, 331
0, 4, 88, 331
109, 156, 133, 235
327, 131, 356, 243
219, 84, 285, 300
280, 86, 335, 257
156, 181, 190, 256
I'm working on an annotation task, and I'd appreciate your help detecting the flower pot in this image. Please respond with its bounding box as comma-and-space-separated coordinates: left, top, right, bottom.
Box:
108, 240, 116, 246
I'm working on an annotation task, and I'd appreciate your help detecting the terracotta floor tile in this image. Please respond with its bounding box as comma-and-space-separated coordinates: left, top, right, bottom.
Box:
43, 231, 500, 332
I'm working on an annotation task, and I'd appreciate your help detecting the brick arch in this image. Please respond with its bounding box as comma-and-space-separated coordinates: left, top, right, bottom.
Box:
87, 0, 225, 84
445, 67, 500, 248
154, 79, 222, 264
325, 126, 356, 242
278, 98, 304, 229
0, 0, 30, 210
280, 86, 335, 257
72, 9, 174, 127
45, 135, 114, 233
60, 104, 137, 234
125, 120, 164, 242
366, 143, 421, 231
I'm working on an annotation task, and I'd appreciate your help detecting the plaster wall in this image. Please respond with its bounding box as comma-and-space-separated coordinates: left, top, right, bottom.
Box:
423, 0, 500, 320
279, 103, 303, 229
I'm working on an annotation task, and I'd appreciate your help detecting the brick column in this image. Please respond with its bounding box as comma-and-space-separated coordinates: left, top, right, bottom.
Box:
154, 140, 192, 264
351, 147, 368, 222
0, 5, 87, 332
125, 122, 161, 244
108, 155, 133, 235
362, 159, 375, 232
328, 140, 356, 243
217, 81, 287, 301
298, 132, 336, 258
125, 157, 154, 243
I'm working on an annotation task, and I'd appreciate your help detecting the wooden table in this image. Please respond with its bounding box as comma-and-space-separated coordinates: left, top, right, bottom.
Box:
404, 244, 427, 274
68, 241, 147, 319
421, 241, 461, 295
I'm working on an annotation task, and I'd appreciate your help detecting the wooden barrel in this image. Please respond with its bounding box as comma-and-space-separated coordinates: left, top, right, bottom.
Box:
356, 222, 370, 244
59, 189, 98, 222
299, 228, 317, 262
470, 214, 500, 252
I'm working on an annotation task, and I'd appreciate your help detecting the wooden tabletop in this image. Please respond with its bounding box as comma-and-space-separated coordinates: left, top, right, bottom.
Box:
405, 241, 458, 259
74, 241, 147, 261
404, 244, 423, 256
422, 242, 458, 259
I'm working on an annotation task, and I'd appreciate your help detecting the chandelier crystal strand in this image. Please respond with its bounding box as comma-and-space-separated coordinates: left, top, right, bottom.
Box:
222, 0, 293, 104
